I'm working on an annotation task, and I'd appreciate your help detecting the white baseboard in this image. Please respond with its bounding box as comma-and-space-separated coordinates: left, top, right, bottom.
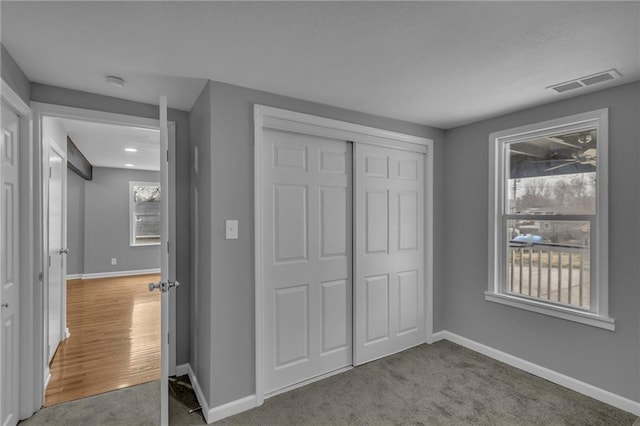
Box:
68, 268, 160, 280
43, 367, 51, 391
175, 363, 189, 377
209, 394, 257, 423
428, 330, 447, 343
438, 330, 640, 417
186, 364, 212, 423
185, 363, 258, 424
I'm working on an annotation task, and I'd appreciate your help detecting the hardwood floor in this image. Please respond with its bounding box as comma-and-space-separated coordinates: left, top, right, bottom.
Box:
44, 274, 161, 406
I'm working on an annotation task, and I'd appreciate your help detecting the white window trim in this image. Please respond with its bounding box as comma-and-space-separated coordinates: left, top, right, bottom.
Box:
486, 109, 613, 331
129, 180, 161, 247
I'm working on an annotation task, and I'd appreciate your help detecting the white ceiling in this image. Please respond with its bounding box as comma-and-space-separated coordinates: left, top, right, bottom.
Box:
2, 2, 639, 129
59, 118, 160, 171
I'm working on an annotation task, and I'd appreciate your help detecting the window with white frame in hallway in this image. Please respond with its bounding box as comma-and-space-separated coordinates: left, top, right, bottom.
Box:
486, 109, 614, 330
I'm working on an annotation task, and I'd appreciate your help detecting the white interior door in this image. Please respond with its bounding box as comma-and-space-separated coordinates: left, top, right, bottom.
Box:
47, 145, 65, 362
158, 96, 169, 426
354, 144, 425, 365
1, 104, 21, 426
262, 129, 352, 394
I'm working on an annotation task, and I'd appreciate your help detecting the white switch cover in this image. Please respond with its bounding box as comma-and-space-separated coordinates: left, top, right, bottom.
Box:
111, 257, 117, 265
225, 220, 238, 240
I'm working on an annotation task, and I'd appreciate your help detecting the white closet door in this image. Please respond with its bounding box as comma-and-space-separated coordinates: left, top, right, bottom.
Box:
354, 144, 425, 365
262, 129, 352, 394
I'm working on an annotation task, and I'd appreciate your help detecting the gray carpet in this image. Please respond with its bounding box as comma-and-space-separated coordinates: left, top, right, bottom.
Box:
19, 381, 160, 425
20, 341, 640, 425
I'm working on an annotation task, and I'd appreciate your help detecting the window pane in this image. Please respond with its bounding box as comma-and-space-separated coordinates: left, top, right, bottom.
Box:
132, 184, 160, 245
506, 219, 590, 309
506, 129, 596, 215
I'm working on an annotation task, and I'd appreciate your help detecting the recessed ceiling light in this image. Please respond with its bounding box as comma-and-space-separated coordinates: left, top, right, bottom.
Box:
124, 148, 138, 152
124, 163, 135, 167
105, 75, 125, 89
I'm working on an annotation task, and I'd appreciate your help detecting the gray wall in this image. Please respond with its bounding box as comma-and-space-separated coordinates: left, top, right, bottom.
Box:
442, 81, 640, 402
188, 81, 213, 401
203, 80, 444, 407
66, 169, 85, 276
31, 83, 191, 365
1, 44, 30, 104
83, 167, 160, 274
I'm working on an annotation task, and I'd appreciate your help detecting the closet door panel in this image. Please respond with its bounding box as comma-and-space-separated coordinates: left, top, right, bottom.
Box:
354, 144, 425, 365
263, 129, 352, 394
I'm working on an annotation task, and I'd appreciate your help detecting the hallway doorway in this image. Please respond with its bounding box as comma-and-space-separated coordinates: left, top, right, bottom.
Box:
45, 273, 161, 405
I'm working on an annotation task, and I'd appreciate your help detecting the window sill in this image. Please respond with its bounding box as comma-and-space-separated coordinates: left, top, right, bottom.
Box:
484, 291, 615, 331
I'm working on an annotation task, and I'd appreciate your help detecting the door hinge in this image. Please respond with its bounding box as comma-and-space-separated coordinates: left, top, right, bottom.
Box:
49, 167, 52, 178
166, 149, 169, 162
167, 240, 170, 253
48, 255, 51, 267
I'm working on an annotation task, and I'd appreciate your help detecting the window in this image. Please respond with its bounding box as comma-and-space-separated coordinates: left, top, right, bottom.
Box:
129, 181, 161, 246
486, 109, 613, 330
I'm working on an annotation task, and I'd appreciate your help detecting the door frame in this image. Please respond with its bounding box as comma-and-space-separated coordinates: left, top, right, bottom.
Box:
1, 78, 35, 421
21, 102, 177, 415
253, 105, 435, 406
44, 135, 68, 367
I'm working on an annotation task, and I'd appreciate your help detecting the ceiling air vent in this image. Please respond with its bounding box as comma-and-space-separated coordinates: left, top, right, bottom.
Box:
547, 69, 621, 94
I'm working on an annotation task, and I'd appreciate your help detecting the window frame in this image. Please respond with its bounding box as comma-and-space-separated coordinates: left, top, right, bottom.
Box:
486, 109, 614, 330
129, 180, 161, 247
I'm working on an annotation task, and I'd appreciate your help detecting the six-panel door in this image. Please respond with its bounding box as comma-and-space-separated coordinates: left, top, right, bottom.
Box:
354, 144, 425, 365
262, 129, 352, 394
1, 104, 20, 426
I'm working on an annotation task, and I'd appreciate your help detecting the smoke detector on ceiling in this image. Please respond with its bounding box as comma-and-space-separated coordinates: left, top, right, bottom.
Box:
547, 69, 621, 94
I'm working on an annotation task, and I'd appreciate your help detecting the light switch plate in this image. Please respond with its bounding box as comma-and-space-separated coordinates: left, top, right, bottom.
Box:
225, 220, 238, 239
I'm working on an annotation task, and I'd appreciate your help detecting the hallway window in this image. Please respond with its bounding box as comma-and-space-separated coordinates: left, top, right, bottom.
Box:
486, 109, 613, 330
130, 181, 161, 246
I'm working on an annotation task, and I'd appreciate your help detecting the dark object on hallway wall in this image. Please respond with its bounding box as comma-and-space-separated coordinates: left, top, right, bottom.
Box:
67, 136, 93, 180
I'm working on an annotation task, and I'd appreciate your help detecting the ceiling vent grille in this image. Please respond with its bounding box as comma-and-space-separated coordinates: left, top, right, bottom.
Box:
547, 69, 621, 94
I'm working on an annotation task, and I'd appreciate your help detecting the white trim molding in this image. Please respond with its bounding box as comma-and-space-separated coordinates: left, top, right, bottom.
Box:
484, 291, 615, 330
1, 79, 31, 116
487, 109, 612, 330
175, 363, 189, 377
186, 364, 211, 423
435, 331, 640, 417
186, 364, 258, 424
71, 268, 161, 280
29, 102, 179, 415
258, 105, 431, 154
209, 395, 257, 424
2, 78, 39, 420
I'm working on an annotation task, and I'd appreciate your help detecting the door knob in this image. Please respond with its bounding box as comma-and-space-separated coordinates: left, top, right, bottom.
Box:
1, 303, 8, 308
59, 248, 69, 254
148, 280, 180, 293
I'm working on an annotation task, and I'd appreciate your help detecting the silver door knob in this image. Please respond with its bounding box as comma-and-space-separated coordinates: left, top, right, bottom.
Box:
149, 282, 161, 292
59, 248, 69, 254
1, 303, 8, 308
